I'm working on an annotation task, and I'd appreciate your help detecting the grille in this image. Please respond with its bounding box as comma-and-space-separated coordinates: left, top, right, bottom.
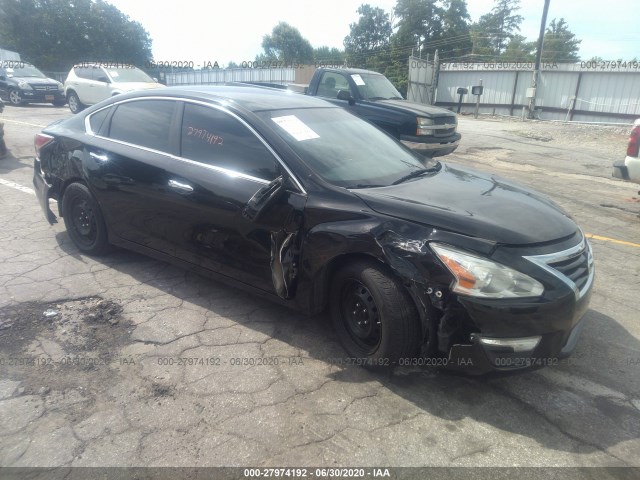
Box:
433, 117, 457, 137
524, 238, 594, 299
32, 85, 58, 91
547, 248, 591, 292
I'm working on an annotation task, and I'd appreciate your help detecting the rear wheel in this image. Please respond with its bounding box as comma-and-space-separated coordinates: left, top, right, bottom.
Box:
62, 183, 110, 255
330, 259, 420, 366
67, 92, 84, 114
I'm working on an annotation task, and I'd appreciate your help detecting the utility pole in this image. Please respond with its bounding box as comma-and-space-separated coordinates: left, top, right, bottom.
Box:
528, 0, 551, 119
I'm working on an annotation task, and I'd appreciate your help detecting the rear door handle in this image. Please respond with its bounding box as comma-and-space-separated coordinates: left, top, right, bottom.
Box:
168, 179, 194, 194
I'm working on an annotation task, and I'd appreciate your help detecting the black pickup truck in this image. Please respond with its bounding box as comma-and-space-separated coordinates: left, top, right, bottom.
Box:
305, 68, 460, 157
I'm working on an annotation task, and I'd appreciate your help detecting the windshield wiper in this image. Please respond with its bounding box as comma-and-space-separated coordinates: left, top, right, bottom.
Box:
392, 165, 440, 185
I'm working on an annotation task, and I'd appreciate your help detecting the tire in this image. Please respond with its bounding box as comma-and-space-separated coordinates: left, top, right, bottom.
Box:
62, 183, 110, 255
8, 89, 24, 106
330, 259, 421, 366
67, 91, 85, 114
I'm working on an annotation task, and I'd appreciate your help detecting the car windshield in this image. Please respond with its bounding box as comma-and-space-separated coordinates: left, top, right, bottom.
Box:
352, 73, 403, 100
6, 65, 46, 78
260, 107, 438, 188
106, 68, 155, 83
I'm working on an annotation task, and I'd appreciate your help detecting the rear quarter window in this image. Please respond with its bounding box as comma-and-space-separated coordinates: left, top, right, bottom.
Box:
88, 107, 111, 135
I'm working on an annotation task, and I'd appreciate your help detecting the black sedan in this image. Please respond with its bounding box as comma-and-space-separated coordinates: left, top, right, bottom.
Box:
33, 86, 594, 374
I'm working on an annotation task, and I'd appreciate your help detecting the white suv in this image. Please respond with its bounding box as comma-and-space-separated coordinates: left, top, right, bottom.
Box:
64, 64, 162, 113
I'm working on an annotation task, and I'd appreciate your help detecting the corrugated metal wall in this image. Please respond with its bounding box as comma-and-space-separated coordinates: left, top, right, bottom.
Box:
435, 64, 640, 123
165, 67, 297, 86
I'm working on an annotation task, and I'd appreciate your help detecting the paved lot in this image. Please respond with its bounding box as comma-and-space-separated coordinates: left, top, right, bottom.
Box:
0, 104, 639, 470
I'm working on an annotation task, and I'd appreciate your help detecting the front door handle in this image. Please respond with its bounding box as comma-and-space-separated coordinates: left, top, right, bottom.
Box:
89, 151, 109, 162
168, 179, 194, 194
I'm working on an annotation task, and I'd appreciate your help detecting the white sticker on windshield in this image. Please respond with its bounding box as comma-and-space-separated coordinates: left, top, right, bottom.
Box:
271, 115, 319, 142
109, 71, 119, 77
351, 74, 365, 86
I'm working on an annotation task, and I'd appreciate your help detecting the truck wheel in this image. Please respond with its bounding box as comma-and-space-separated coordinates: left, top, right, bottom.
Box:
67, 92, 85, 114
62, 183, 110, 255
8, 89, 24, 106
330, 259, 420, 367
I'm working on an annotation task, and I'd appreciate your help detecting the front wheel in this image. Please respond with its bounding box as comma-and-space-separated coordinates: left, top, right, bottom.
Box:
62, 183, 110, 255
330, 259, 421, 366
8, 89, 24, 106
67, 92, 85, 114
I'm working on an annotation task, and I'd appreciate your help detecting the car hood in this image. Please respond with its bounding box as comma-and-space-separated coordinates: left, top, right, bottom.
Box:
115, 82, 163, 92
352, 163, 577, 245
372, 99, 456, 119
12, 76, 59, 85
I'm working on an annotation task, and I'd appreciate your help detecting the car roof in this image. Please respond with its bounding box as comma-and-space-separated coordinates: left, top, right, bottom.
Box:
109, 85, 338, 113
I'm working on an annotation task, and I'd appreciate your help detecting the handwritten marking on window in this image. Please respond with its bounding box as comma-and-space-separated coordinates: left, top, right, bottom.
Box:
186, 126, 224, 145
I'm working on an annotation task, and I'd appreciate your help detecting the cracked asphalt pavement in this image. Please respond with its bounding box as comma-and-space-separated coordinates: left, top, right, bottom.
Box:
0, 105, 639, 470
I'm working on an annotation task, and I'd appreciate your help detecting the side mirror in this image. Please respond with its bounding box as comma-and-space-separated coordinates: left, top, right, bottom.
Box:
242, 175, 285, 221
337, 89, 355, 106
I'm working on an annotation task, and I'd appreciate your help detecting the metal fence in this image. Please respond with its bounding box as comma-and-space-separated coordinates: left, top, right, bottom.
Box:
433, 63, 640, 123
165, 67, 298, 86
407, 55, 437, 105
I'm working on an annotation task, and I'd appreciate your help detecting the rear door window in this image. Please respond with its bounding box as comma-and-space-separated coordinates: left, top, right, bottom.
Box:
108, 100, 176, 153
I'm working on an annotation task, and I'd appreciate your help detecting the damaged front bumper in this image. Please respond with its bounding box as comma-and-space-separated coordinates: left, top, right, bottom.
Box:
33, 157, 58, 224
443, 283, 592, 375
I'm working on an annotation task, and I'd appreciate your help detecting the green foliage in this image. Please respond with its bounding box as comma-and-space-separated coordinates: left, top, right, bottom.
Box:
260, 22, 314, 64
437, 0, 472, 59
394, 0, 444, 57
344, 4, 392, 62
313, 46, 345, 65
542, 18, 581, 62
0, 0, 152, 70
470, 0, 523, 59
500, 34, 535, 61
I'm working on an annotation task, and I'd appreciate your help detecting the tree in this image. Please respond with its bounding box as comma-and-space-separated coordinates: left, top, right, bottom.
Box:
313, 46, 345, 66
541, 18, 581, 62
344, 4, 392, 66
437, 0, 472, 60
393, 0, 444, 57
500, 34, 535, 61
470, 0, 523, 59
260, 22, 314, 65
0, 0, 152, 70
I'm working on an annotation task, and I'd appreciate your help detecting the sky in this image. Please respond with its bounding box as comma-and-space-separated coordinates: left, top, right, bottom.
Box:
107, 0, 638, 66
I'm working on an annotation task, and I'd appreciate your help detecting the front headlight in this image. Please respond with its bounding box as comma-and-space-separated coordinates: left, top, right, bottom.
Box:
57, 82, 63, 90
416, 116, 434, 135
18, 80, 33, 90
431, 243, 544, 298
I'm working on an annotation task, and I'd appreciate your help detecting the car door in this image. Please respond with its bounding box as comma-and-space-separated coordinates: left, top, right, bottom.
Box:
87, 98, 305, 297
90, 67, 113, 104
168, 101, 306, 295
